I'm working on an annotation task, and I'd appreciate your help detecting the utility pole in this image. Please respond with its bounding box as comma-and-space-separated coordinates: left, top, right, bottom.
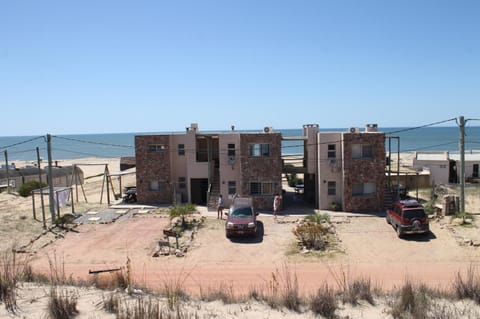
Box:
4, 150, 10, 194
47, 134, 56, 222
459, 116, 465, 213
36, 147, 46, 228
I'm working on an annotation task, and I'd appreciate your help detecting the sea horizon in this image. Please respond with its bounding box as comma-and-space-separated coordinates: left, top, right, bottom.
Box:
1, 126, 479, 162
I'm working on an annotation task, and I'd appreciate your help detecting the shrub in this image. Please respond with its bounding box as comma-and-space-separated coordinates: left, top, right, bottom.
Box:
18, 180, 47, 197
453, 266, 480, 303
310, 283, 337, 319
293, 222, 332, 250
169, 204, 197, 229
389, 281, 430, 319
329, 202, 342, 211
305, 212, 330, 224
47, 286, 79, 319
343, 278, 375, 306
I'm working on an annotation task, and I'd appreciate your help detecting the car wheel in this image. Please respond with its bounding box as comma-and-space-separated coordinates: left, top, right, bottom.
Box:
386, 214, 391, 224
396, 226, 403, 238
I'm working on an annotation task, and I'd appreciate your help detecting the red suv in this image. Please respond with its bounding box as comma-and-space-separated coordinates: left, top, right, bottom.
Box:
386, 199, 429, 238
225, 197, 258, 238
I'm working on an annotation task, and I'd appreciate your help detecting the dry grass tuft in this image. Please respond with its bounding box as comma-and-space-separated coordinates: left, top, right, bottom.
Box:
310, 282, 337, 319
454, 266, 480, 303
47, 286, 79, 319
389, 280, 431, 319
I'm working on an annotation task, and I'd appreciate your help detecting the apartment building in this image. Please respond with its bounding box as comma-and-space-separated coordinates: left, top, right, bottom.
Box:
306, 124, 386, 212
135, 123, 386, 213
135, 124, 282, 210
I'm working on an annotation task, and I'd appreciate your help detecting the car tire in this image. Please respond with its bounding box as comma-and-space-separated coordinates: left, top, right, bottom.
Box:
396, 225, 403, 238
386, 214, 391, 224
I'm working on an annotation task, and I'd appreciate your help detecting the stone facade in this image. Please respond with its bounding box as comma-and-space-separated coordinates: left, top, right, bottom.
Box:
342, 132, 386, 212
239, 133, 282, 210
135, 135, 172, 204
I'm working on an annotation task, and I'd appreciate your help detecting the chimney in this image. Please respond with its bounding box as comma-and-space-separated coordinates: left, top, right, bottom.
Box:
365, 124, 378, 132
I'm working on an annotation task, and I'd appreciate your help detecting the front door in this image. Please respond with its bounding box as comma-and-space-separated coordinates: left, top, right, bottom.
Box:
190, 178, 208, 205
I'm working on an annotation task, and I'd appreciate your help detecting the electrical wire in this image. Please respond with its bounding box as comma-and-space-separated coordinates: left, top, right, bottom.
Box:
52, 135, 134, 148
0, 136, 44, 150
384, 118, 457, 135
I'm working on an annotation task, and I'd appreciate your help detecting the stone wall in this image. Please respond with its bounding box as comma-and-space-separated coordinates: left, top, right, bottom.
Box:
239, 133, 283, 210
135, 135, 172, 204
343, 133, 386, 212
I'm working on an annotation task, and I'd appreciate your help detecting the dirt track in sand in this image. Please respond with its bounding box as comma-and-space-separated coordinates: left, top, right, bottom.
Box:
30, 208, 480, 295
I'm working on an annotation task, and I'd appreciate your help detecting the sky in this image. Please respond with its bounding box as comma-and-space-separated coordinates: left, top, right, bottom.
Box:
1, 0, 479, 136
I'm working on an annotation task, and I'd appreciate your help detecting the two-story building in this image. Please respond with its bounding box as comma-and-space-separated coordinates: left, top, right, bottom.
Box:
135, 124, 282, 210
135, 123, 386, 213
306, 124, 386, 212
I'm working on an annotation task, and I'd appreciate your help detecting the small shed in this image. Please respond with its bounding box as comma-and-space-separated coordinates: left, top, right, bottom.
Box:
0, 165, 84, 192
0, 167, 46, 191
120, 157, 136, 171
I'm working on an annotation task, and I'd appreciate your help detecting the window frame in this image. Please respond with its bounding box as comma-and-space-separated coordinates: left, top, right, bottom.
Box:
227, 144, 236, 157
352, 144, 373, 159
149, 180, 167, 192
327, 144, 336, 159
249, 143, 270, 157
249, 181, 274, 195
327, 181, 336, 196
228, 181, 237, 195
178, 144, 185, 156
178, 177, 186, 189
352, 182, 376, 197
148, 144, 168, 153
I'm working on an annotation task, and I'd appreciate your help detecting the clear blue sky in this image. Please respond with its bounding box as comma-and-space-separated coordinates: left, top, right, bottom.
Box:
1, 0, 479, 136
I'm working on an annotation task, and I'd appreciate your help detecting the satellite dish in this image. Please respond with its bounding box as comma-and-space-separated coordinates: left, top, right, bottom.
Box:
228, 156, 236, 165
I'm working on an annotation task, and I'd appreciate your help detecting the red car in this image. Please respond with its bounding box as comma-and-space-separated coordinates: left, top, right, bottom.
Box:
225, 197, 258, 238
386, 199, 429, 238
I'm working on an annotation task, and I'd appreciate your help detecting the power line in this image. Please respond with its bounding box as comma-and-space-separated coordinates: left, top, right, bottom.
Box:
52, 135, 134, 149
53, 147, 124, 158
0, 136, 44, 150
384, 118, 457, 135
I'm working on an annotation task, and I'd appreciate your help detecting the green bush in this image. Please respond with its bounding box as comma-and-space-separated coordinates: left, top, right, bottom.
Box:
18, 180, 47, 197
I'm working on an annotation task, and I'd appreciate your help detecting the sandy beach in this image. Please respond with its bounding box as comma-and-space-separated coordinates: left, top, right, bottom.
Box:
1, 154, 480, 318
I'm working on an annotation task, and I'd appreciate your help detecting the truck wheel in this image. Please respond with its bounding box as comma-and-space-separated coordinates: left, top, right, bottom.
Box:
396, 226, 403, 238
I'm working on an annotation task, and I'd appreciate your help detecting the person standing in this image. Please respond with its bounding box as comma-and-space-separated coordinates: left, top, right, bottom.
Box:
217, 194, 224, 219
273, 193, 282, 220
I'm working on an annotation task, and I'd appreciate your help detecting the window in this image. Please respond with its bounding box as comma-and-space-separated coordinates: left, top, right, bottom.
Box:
178, 177, 186, 189
352, 144, 373, 159
178, 144, 185, 156
249, 143, 270, 157
250, 182, 261, 195
262, 182, 274, 195
249, 182, 274, 195
228, 144, 236, 157
228, 181, 236, 195
328, 144, 336, 159
148, 144, 168, 153
352, 183, 376, 197
149, 180, 166, 192
327, 181, 336, 195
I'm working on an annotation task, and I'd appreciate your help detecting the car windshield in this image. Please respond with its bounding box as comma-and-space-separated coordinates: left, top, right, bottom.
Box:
403, 209, 426, 219
230, 207, 253, 217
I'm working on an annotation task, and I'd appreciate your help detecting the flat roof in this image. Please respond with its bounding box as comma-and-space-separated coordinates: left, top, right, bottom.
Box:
416, 153, 448, 161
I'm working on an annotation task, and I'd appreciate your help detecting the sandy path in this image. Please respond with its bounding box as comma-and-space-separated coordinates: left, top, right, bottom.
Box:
30, 212, 480, 297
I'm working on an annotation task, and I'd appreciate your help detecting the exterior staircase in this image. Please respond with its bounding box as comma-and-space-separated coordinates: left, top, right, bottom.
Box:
207, 170, 220, 211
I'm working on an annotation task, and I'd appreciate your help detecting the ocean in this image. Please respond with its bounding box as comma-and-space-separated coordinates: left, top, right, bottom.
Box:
0, 126, 479, 162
